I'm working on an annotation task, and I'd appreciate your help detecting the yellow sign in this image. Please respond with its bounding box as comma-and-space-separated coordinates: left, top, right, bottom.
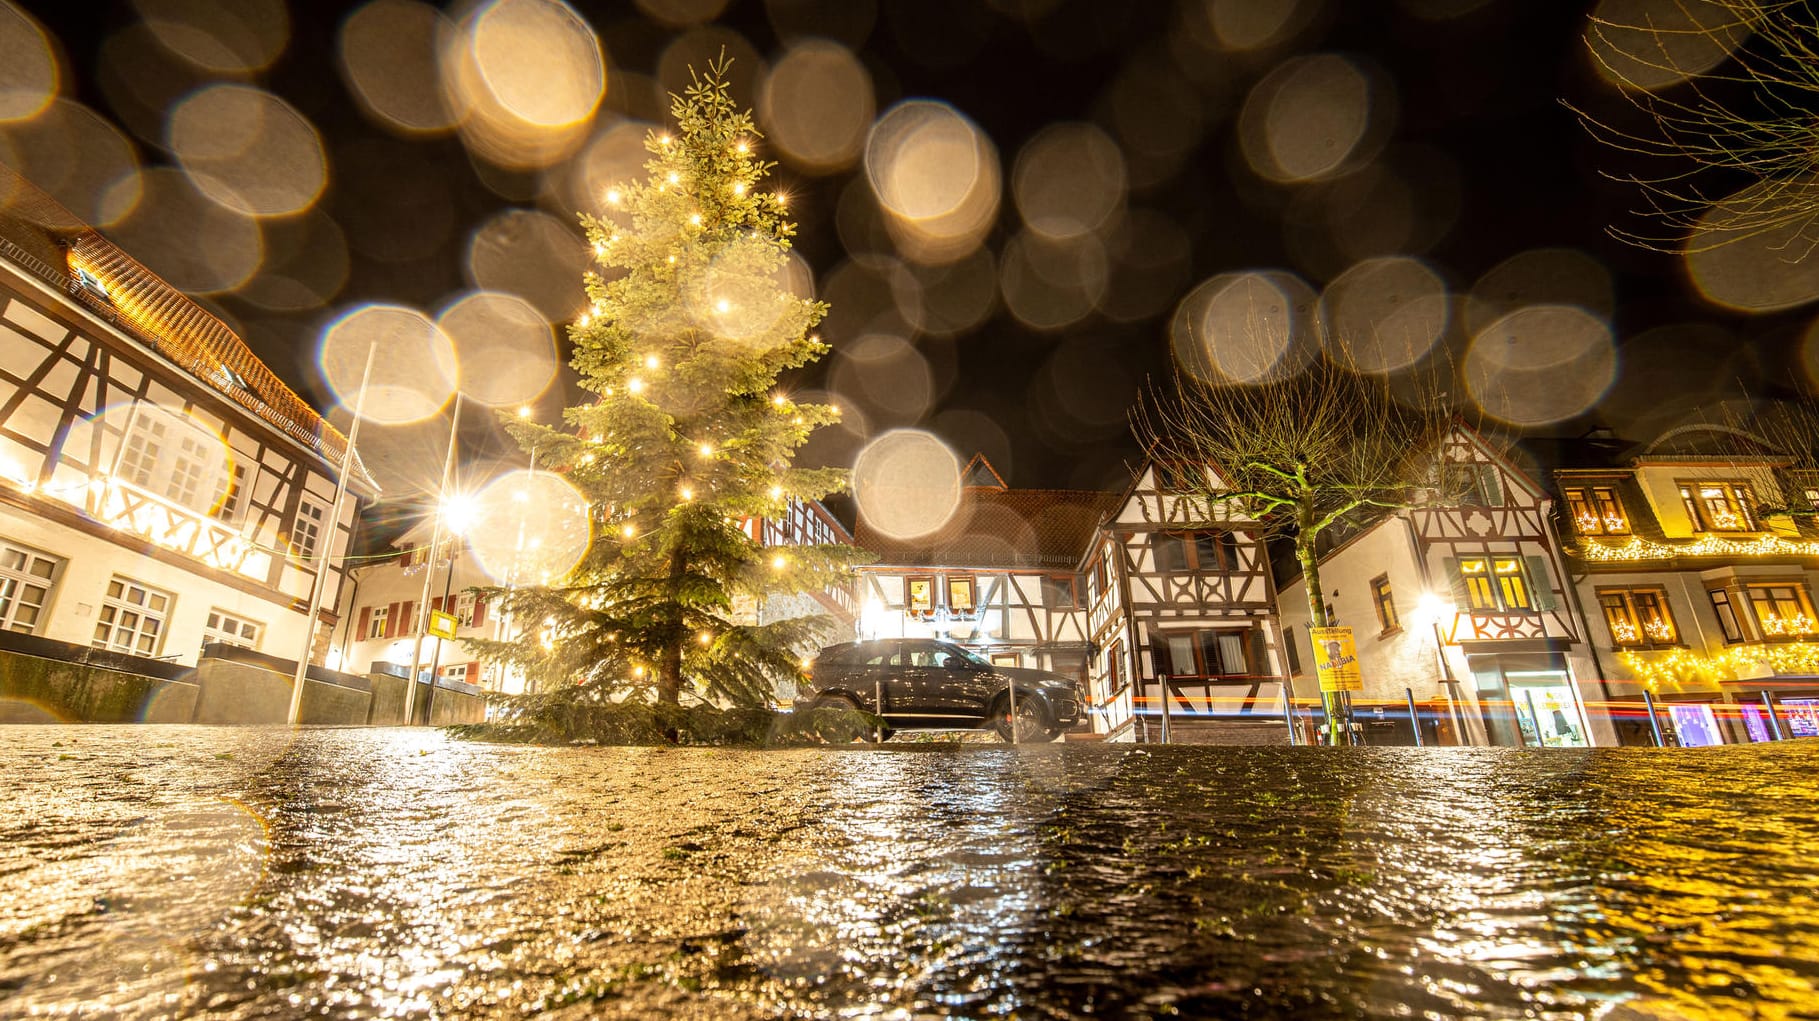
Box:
428, 610, 459, 641
1309, 625, 1362, 693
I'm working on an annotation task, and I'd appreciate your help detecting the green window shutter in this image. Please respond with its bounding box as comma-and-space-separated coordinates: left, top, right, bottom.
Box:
1482, 466, 1504, 507
1525, 555, 1557, 610
1443, 558, 1470, 607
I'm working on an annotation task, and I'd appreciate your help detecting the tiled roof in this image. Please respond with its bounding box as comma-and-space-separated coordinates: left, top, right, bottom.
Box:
854, 487, 1122, 569
0, 163, 376, 494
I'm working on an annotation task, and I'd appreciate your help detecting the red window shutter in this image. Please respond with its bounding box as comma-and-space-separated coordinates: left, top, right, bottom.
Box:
472, 595, 487, 627
430, 595, 443, 613
467, 661, 480, 683
356, 606, 371, 639
402, 601, 416, 634
385, 601, 401, 638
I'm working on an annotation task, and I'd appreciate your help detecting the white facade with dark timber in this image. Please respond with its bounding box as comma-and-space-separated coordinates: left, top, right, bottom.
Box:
0, 166, 375, 669
851, 455, 1118, 693
1081, 458, 1287, 742
1275, 424, 1607, 747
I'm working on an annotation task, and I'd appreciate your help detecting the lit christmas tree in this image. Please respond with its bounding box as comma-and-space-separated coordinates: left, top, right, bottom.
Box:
478, 59, 865, 716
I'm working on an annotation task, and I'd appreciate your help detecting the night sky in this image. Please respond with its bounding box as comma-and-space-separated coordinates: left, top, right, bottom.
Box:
13, 0, 1807, 518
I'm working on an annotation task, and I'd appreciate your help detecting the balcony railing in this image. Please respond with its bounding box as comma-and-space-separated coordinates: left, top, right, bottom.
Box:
84, 474, 273, 581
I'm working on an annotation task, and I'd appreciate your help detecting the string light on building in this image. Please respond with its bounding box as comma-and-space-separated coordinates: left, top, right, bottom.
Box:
1574, 533, 1819, 563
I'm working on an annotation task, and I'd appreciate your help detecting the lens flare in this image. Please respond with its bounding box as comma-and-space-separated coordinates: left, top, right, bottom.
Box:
132, 0, 290, 74
465, 468, 592, 583
1171, 270, 1320, 384
760, 39, 874, 173
1464, 305, 1617, 427
0, 3, 59, 122
852, 429, 962, 541
1585, 0, 1752, 92
466, 208, 590, 323
1321, 256, 1450, 374
832, 333, 935, 422
338, 0, 459, 136
106, 168, 262, 293
441, 0, 605, 169
1239, 54, 1385, 184
0, 98, 143, 227
438, 291, 558, 409
318, 304, 458, 425
1012, 122, 1127, 240
865, 100, 1000, 264
1685, 182, 1819, 314
168, 84, 327, 218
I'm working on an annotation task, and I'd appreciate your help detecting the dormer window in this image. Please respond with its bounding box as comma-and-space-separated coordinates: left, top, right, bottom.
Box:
1679, 482, 1757, 532
1564, 486, 1629, 535
74, 266, 110, 302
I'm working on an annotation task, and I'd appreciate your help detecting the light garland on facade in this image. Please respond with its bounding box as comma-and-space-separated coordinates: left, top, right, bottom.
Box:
1574, 532, 1819, 562
1619, 642, 1819, 688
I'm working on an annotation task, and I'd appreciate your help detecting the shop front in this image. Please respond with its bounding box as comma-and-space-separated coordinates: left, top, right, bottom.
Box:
1465, 647, 1596, 748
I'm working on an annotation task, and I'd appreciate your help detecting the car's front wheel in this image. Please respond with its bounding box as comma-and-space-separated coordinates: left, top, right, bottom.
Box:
991, 692, 1051, 743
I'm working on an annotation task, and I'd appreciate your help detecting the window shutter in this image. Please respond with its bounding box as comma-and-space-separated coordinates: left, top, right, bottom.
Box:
1443, 558, 1470, 607
402, 601, 416, 634
1525, 556, 1557, 610
1482, 466, 1503, 507
356, 606, 371, 639
385, 601, 401, 638
472, 595, 487, 627
1248, 628, 1268, 678
467, 661, 480, 685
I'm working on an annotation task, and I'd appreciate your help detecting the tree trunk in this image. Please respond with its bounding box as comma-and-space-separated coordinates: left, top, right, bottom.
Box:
1297, 540, 1352, 747
659, 549, 685, 706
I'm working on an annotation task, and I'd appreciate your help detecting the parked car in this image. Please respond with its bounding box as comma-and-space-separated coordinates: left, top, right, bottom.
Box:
801, 638, 1084, 742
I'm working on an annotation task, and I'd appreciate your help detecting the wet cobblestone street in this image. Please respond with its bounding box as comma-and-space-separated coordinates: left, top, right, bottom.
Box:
3, 726, 1818, 1019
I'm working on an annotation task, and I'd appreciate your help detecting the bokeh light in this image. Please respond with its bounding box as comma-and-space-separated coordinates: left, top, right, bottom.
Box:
1684, 183, 1819, 314
902, 248, 998, 337
132, 0, 290, 74
852, 429, 962, 541
233, 209, 349, 312
0, 3, 59, 122
1100, 209, 1192, 323
999, 230, 1108, 331
686, 238, 816, 347
1464, 305, 1617, 427
1584, 0, 1751, 92
437, 291, 558, 409
465, 208, 590, 323
1322, 256, 1450, 373
635, 0, 729, 28
167, 84, 327, 218
865, 100, 1001, 264
831, 333, 935, 422
1239, 54, 1386, 184
319, 304, 458, 425
1012, 122, 1127, 240
1204, 0, 1321, 51
759, 39, 873, 173
338, 0, 459, 136
1171, 270, 1321, 384
106, 167, 261, 293
1094, 58, 1206, 191
0, 98, 142, 227
553, 118, 653, 217
1465, 247, 1614, 337
65, 402, 234, 520
464, 468, 592, 584
441, 0, 605, 170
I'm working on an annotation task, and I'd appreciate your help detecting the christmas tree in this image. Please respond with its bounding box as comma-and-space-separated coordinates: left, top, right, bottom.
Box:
478, 58, 865, 713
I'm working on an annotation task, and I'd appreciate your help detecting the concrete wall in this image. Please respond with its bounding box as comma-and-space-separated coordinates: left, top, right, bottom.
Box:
190, 655, 370, 725
0, 642, 198, 723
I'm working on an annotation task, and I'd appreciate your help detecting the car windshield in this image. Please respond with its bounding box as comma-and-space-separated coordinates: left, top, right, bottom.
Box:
949, 644, 991, 667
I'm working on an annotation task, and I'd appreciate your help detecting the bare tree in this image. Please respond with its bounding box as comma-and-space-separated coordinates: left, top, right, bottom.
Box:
1570, 0, 1819, 254
1136, 355, 1458, 745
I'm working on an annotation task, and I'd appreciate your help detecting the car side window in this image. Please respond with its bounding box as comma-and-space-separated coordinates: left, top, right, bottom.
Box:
861, 646, 897, 666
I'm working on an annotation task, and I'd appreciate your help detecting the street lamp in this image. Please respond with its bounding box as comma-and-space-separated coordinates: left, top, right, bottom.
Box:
1414, 591, 1472, 745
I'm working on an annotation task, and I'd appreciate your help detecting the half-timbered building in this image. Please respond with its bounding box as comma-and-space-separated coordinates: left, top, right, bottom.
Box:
0, 165, 374, 669
1276, 424, 1605, 746
1080, 458, 1288, 742
851, 455, 1119, 710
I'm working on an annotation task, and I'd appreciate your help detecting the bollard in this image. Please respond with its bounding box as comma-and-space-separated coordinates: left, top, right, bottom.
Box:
1282, 692, 1297, 747
1761, 690, 1784, 741
1007, 679, 1018, 745
1158, 674, 1171, 744
1405, 687, 1424, 747
1523, 689, 1544, 748
1641, 689, 1665, 747
875, 678, 885, 744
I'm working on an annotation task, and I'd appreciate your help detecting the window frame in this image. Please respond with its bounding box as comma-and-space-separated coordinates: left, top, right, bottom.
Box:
1746, 582, 1819, 640
1457, 556, 1537, 613
202, 608, 263, 652
1709, 588, 1745, 644
1041, 574, 1077, 609
1370, 575, 1400, 634
0, 537, 62, 635
1152, 627, 1255, 680
1596, 587, 1679, 649
292, 498, 325, 560
906, 575, 934, 614
93, 575, 173, 658
1678, 480, 1758, 533
1564, 485, 1630, 535
946, 574, 976, 614
367, 605, 389, 640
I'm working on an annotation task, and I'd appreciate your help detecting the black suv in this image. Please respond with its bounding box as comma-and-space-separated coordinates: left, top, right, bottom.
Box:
801, 639, 1084, 742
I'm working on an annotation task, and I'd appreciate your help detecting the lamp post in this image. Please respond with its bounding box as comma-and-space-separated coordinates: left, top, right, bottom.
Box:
1415, 591, 1471, 746
405, 392, 464, 724
289, 343, 376, 726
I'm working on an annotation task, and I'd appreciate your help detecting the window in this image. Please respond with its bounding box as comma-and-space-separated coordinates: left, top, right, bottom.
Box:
1442, 462, 1502, 507
1454, 556, 1540, 612
1154, 534, 1188, 572
118, 407, 221, 513
1370, 575, 1399, 633
1041, 574, 1077, 608
440, 662, 469, 683
0, 538, 61, 634
1597, 588, 1677, 647
991, 653, 1022, 668
202, 609, 262, 651
456, 591, 477, 627
946, 575, 976, 613
93, 576, 172, 657
1564, 486, 1629, 535
907, 576, 934, 613
1710, 589, 1744, 644
292, 499, 324, 559
1679, 482, 1757, 532
1106, 639, 1125, 692
1155, 531, 1234, 573
1152, 628, 1251, 679
212, 463, 246, 523
367, 605, 388, 640
1747, 584, 1818, 639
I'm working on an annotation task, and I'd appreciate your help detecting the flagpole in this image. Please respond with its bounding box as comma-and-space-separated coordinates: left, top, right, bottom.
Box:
406, 391, 463, 724
289, 342, 376, 726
